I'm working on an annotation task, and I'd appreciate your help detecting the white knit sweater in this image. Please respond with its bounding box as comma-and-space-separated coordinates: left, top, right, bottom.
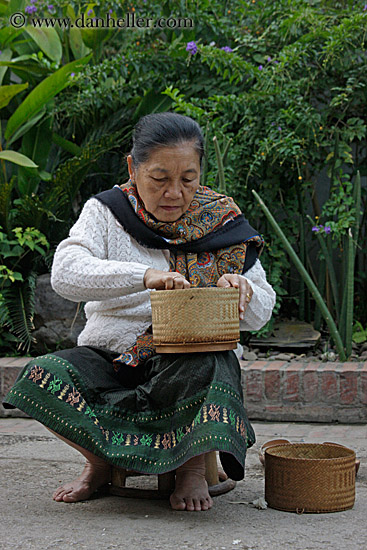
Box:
50, 196, 276, 354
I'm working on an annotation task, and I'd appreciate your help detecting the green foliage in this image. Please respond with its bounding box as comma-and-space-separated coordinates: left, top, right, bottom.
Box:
4, 54, 92, 141
1, 0, 367, 354
0, 226, 49, 352
352, 322, 367, 344
0, 4, 121, 353
254, 188, 347, 361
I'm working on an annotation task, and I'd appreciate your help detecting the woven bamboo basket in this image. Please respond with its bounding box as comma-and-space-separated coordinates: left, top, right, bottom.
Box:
265, 443, 356, 513
150, 287, 240, 353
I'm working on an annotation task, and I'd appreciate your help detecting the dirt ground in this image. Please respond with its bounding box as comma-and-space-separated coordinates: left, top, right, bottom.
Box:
1, 420, 366, 550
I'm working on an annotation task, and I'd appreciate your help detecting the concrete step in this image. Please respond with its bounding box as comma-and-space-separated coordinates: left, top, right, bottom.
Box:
1, 357, 367, 422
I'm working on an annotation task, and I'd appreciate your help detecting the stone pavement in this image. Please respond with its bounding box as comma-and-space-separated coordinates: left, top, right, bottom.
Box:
1, 418, 366, 550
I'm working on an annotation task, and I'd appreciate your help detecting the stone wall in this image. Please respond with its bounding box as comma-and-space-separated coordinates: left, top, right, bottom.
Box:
31, 274, 86, 355
240, 360, 367, 423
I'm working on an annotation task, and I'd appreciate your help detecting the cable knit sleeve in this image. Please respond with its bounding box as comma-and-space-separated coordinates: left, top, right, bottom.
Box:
239, 258, 276, 331
50, 198, 151, 302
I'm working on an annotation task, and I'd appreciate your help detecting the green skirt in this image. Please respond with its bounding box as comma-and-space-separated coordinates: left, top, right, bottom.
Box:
2, 345, 255, 480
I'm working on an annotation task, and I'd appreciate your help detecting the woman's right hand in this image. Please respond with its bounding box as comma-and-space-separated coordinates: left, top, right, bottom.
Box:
144, 268, 191, 290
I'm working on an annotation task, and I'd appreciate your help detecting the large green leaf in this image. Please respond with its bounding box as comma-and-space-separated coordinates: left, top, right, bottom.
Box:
66, 4, 92, 60
0, 61, 49, 77
51, 132, 82, 156
0, 177, 15, 234
69, 27, 92, 59
8, 0, 26, 13
21, 116, 52, 170
0, 49, 12, 85
0, 2, 8, 15
133, 89, 173, 122
6, 109, 46, 147
79, 6, 111, 50
0, 27, 23, 49
17, 117, 53, 196
16, 165, 39, 197
5, 54, 92, 141
0, 83, 29, 110
11, 54, 38, 62
0, 150, 38, 168
25, 26, 62, 64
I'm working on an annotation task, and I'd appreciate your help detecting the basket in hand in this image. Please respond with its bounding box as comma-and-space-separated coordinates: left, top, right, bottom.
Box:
150, 287, 240, 353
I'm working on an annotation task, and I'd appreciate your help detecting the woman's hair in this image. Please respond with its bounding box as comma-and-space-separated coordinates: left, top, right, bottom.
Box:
130, 112, 205, 168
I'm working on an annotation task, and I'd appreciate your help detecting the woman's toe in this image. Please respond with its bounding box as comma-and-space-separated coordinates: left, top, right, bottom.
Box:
62, 491, 78, 502
54, 490, 69, 501
185, 498, 195, 511
52, 486, 64, 498
169, 494, 186, 511
201, 498, 209, 511
193, 498, 202, 511
52, 487, 65, 499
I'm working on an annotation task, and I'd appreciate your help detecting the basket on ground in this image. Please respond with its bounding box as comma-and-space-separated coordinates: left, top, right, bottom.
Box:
265, 443, 356, 513
150, 287, 240, 353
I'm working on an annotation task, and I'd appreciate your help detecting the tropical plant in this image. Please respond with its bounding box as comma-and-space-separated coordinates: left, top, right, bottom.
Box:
352, 322, 367, 345
1, 0, 367, 354
253, 170, 363, 360
0, 0, 121, 352
0, 224, 49, 352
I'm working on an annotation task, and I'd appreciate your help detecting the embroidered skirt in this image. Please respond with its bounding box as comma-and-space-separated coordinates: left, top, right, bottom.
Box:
2, 345, 255, 480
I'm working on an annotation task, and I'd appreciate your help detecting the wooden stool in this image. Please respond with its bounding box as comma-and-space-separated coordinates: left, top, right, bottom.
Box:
109, 451, 236, 499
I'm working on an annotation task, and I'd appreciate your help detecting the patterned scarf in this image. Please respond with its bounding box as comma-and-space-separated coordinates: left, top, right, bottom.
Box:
112, 181, 263, 370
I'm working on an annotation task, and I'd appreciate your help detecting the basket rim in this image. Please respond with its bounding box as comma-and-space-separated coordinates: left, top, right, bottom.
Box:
150, 287, 240, 295
264, 442, 356, 461
154, 339, 239, 346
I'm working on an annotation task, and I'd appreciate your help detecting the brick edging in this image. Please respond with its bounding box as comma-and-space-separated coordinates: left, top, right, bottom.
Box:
1, 357, 367, 423
240, 360, 367, 423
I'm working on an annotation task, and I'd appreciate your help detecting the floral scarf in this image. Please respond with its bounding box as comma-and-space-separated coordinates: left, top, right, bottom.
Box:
95, 181, 264, 370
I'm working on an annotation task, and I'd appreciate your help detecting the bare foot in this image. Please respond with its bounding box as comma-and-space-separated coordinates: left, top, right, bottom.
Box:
170, 455, 213, 511
52, 459, 111, 503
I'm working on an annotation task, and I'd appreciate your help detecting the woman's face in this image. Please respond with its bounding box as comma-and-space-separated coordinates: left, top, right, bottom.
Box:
127, 141, 201, 222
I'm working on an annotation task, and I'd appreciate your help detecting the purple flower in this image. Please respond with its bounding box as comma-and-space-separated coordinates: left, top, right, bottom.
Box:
87, 8, 93, 16
109, 8, 113, 13
0, 51, 2, 56
186, 41, 198, 55
70, 72, 75, 77
274, 60, 279, 64
267, 56, 272, 62
25, 5, 37, 14
324, 226, 331, 234
221, 46, 233, 53
258, 65, 263, 70
47, 4, 55, 11
312, 226, 320, 232
364, 4, 367, 10
271, 122, 275, 126
30, 0, 37, 3
278, 126, 282, 131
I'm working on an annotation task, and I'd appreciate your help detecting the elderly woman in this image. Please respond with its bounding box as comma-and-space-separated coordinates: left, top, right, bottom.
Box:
3, 112, 275, 512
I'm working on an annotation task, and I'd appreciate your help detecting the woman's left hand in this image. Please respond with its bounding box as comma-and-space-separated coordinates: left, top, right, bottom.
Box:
217, 274, 253, 320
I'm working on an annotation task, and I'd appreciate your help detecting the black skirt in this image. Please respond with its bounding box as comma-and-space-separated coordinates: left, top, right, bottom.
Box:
3, 345, 255, 480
